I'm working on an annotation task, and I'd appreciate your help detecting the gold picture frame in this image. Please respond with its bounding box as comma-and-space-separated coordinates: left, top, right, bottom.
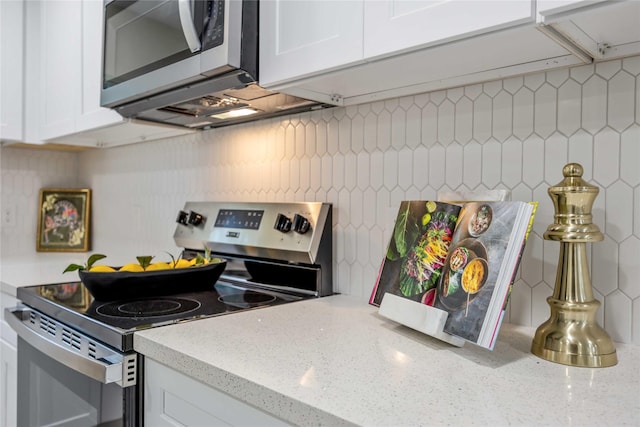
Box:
36, 188, 91, 252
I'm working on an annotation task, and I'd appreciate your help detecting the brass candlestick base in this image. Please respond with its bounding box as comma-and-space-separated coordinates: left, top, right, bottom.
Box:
531, 163, 617, 368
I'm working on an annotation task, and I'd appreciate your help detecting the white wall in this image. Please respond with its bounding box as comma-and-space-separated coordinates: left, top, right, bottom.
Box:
0, 149, 79, 257
1, 56, 639, 344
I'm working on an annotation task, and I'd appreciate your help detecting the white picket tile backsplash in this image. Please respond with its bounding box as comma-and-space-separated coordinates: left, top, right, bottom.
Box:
1, 56, 639, 344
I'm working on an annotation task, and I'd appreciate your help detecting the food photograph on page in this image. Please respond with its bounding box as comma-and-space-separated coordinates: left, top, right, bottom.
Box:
371, 200, 535, 349
370, 201, 460, 307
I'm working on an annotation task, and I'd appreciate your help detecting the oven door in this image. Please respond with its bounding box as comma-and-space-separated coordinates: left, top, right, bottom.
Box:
101, 0, 218, 107
6, 307, 140, 427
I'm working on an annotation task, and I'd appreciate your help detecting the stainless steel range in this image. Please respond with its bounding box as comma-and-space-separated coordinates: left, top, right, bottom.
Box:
5, 201, 332, 427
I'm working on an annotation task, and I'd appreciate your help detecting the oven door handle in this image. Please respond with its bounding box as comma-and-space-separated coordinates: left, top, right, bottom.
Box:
5, 306, 136, 388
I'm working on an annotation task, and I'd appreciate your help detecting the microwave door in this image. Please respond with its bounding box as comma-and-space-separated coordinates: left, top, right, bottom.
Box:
101, 0, 207, 108
101, 55, 203, 108
199, 0, 244, 77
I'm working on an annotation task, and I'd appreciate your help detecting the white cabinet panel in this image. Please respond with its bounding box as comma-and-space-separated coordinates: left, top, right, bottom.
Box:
145, 359, 291, 427
31, 0, 192, 148
1, 292, 18, 427
39, 0, 81, 140
537, 0, 605, 15
538, 1, 640, 60
1, 339, 17, 427
364, 0, 535, 58
0, 0, 24, 142
259, 0, 364, 89
276, 24, 581, 106
260, 0, 583, 107
77, 0, 123, 134
39, 0, 123, 141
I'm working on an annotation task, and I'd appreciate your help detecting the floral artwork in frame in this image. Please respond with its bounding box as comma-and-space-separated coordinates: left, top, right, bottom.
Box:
36, 188, 91, 252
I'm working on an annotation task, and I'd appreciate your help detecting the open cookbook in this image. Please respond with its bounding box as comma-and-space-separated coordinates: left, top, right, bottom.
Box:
370, 200, 537, 349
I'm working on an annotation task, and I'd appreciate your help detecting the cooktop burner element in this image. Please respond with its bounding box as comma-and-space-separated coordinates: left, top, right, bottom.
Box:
96, 298, 202, 318
17, 281, 305, 351
218, 292, 277, 308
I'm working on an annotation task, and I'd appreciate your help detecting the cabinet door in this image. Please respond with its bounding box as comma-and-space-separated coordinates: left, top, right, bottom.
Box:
0, 0, 24, 142
259, 0, 364, 88
364, 0, 534, 59
145, 359, 290, 427
39, 0, 81, 139
539, 0, 640, 60
1, 340, 17, 427
537, 0, 605, 15
76, 0, 123, 133
1, 292, 18, 427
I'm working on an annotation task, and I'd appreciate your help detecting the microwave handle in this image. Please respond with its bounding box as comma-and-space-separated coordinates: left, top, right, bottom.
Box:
178, 0, 202, 53
5, 306, 136, 388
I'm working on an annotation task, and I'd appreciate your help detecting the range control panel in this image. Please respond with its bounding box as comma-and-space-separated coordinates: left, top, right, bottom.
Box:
214, 209, 264, 230
173, 202, 332, 264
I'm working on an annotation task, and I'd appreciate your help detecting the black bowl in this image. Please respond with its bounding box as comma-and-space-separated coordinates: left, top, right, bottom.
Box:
78, 260, 227, 301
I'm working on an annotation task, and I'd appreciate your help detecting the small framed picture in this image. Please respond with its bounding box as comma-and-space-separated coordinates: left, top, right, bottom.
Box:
37, 188, 91, 252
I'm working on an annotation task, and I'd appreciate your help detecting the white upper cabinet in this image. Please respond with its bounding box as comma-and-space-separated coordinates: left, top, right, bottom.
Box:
7, 0, 192, 148
0, 0, 24, 142
261, 0, 639, 107
364, 0, 535, 59
38, 0, 81, 140
259, 0, 364, 90
537, 0, 604, 15
76, 0, 123, 134
537, 0, 640, 61
260, 0, 586, 106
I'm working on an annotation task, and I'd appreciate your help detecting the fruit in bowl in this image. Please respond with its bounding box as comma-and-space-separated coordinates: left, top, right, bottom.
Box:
64, 252, 227, 301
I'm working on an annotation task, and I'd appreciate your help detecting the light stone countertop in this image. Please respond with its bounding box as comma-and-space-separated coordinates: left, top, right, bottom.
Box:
134, 294, 640, 427
0, 255, 86, 296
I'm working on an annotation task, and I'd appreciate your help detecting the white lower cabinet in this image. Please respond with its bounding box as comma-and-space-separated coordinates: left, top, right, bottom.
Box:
144, 358, 291, 427
0, 292, 18, 427
0, 340, 17, 427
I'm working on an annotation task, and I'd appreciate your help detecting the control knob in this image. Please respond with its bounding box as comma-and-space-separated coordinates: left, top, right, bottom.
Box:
274, 213, 292, 232
176, 210, 205, 227
293, 214, 311, 234
176, 210, 189, 225
188, 211, 205, 226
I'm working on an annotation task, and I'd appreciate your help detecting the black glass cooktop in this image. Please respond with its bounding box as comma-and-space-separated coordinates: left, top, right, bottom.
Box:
17, 281, 302, 352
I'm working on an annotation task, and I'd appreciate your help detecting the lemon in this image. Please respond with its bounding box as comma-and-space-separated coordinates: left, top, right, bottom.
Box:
421, 213, 432, 226
145, 262, 172, 271
89, 265, 116, 273
172, 259, 192, 269
426, 201, 437, 213
119, 263, 144, 273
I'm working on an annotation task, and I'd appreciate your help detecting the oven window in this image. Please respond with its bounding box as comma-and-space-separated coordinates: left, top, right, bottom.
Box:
103, 0, 206, 88
17, 338, 124, 427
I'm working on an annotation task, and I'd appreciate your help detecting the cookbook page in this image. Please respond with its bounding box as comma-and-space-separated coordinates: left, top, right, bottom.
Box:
370, 201, 461, 307
434, 201, 534, 348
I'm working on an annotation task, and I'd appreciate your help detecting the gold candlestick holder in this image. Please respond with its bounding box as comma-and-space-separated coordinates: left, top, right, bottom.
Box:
531, 163, 617, 367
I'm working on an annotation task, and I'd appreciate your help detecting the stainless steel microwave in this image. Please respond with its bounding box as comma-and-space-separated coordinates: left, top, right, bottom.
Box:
99, 0, 324, 130
101, 0, 251, 108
